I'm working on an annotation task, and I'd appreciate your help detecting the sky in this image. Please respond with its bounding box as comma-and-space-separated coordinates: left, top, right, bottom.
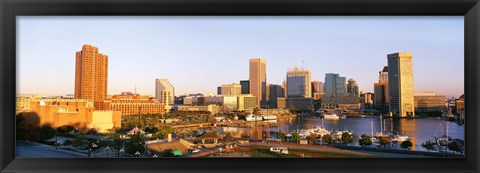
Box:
17, 16, 464, 98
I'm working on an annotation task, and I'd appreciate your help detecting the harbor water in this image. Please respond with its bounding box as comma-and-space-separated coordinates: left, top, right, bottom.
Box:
218, 116, 465, 151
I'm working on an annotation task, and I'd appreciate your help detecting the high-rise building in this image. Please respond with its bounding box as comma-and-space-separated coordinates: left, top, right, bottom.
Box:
347, 78, 360, 97
155, 78, 175, 105
374, 83, 389, 112
388, 52, 415, 117
249, 58, 267, 108
311, 80, 324, 96
456, 94, 465, 113
74, 44, 108, 102
379, 66, 389, 83
217, 86, 222, 95
221, 83, 242, 96
286, 67, 312, 98
268, 84, 285, 108
286, 67, 313, 111
324, 73, 347, 98
360, 92, 374, 108
240, 80, 250, 94
374, 66, 389, 112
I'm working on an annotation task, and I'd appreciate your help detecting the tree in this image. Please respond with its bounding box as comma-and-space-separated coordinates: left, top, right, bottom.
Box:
358, 134, 372, 146
421, 142, 436, 152
448, 141, 462, 154
86, 128, 97, 135
16, 114, 29, 140
277, 130, 285, 141
322, 134, 334, 144
157, 126, 173, 139
341, 132, 353, 148
192, 130, 200, 137
63, 139, 72, 146
71, 136, 86, 151
26, 125, 41, 141
125, 134, 145, 156
291, 132, 300, 143
400, 140, 413, 150
39, 124, 55, 141
224, 132, 233, 142
379, 137, 390, 148
307, 133, 318, 144
145, 126, 158, 134
56, 125, 75, 134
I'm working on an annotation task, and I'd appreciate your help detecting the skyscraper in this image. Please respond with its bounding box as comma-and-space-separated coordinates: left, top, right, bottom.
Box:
347, 78, 359, 97
379, 66, 389, 83
286, 67, 312, 98
286, 67, 313, 111
240, 80, 250, 94
217, 86, 222, 95
374, 66, 389, 112
268, 84, 285, 108
74, 44, 108, 102
311, 80, 324, 97
324, 73, 347, 98
388, 52, 415, 117
249, 58, 267, 107
155, 78, 175, 105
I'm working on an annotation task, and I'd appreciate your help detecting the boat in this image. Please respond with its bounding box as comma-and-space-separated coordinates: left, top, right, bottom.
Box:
290, 126, 331, 140
360, 115, 367, 118
262, 114, 277, 120
341, 114, 348, 119
245, 114, 261, 121
323, 113, 339, 120
435, 123, 453, 146
391, 134, 410, 143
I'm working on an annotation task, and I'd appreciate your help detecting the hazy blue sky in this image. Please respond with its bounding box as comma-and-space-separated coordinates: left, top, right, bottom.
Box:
17, 16, 464, 98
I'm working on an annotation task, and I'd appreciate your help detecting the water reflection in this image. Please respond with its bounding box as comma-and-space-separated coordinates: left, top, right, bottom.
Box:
217, 117, 465, 151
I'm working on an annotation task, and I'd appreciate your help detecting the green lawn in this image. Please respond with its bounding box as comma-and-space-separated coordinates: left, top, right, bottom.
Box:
245, 146, 374, 158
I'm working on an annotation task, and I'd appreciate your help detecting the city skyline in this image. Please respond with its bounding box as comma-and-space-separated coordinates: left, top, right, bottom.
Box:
17, 16, 464, 98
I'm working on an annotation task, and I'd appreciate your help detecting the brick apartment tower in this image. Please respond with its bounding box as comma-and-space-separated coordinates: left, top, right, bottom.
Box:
74, 44, 108, 103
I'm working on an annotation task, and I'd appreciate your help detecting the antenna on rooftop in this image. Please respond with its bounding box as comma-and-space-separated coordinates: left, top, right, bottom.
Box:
135, 82, 137, 94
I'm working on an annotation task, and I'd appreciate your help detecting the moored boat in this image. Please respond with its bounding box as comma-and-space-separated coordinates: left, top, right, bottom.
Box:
245, 114, 261, 121
262, 114, 278, 120
323, 113, 339, 120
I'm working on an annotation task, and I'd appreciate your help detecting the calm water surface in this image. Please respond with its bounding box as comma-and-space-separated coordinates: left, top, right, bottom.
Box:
218, 117, 465, 151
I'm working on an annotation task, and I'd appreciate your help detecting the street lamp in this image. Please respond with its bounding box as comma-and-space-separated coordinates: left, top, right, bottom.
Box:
105, 146, 110, 157
55, 140, 60, 150
92, 143, 98, 157
135, 151, 141, 157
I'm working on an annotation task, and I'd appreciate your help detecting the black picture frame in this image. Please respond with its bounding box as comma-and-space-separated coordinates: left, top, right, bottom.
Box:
1, 0, 479, 172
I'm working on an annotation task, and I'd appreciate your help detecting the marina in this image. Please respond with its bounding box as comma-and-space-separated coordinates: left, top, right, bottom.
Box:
213, 116, 465, 151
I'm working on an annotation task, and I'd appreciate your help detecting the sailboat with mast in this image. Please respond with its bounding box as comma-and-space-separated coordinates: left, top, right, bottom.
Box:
435, 122, 453, 152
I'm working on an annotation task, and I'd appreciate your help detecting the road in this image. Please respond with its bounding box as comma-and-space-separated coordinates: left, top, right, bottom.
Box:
250, 142, 430, 158
16, 140, 86, 157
